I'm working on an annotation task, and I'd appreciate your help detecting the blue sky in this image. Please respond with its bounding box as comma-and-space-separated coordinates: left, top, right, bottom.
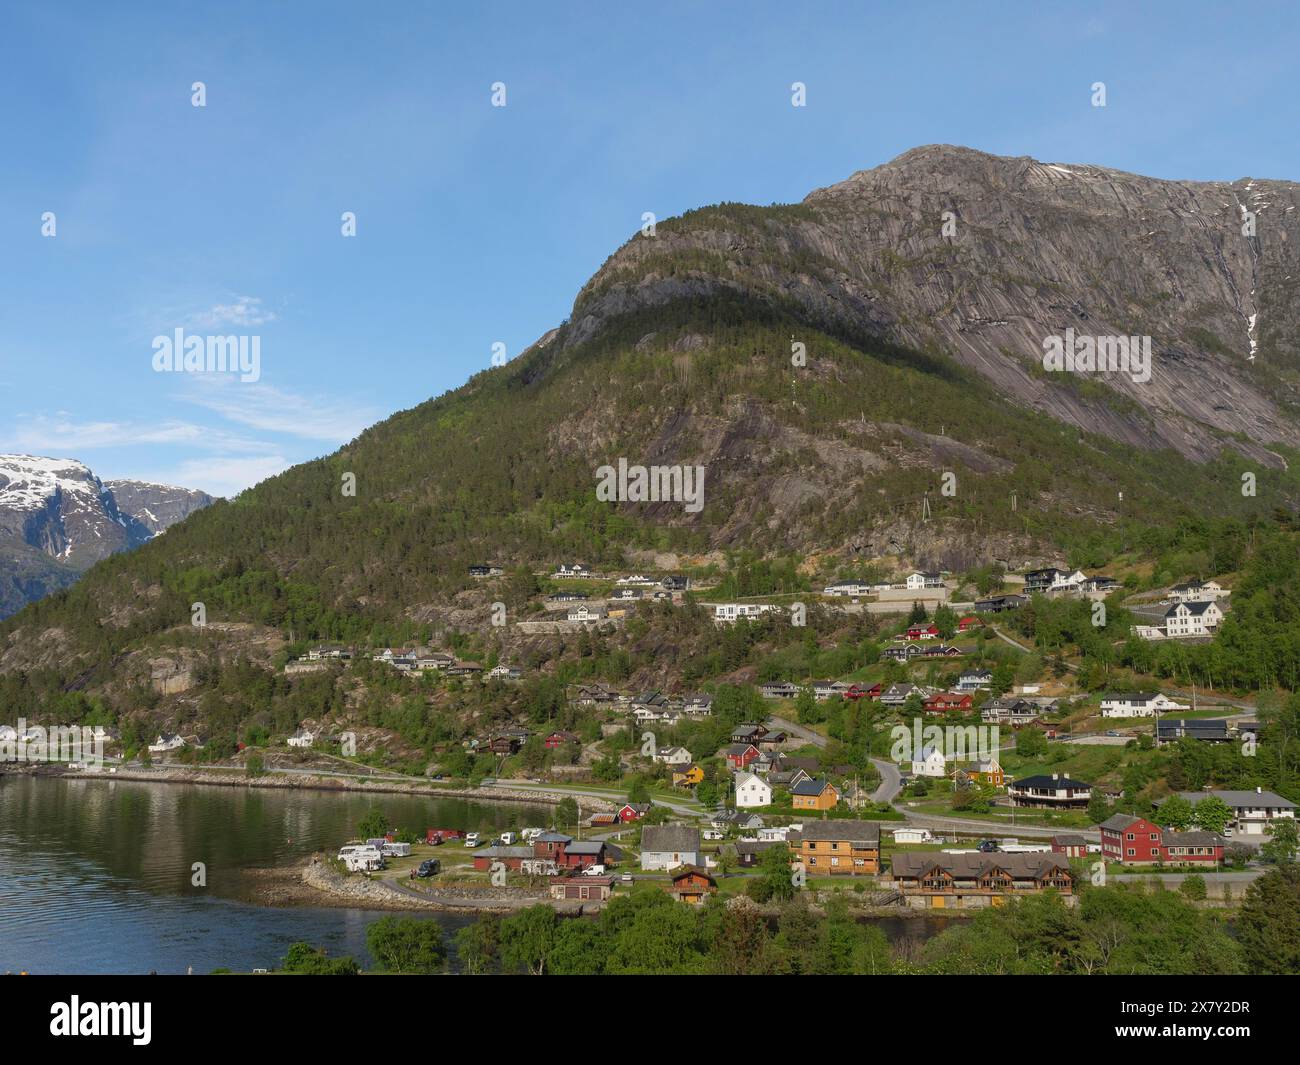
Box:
1, 0, 1296, 496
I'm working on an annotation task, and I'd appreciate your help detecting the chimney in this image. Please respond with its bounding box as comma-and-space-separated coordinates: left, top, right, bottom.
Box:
1051, 773, 1059, 781
1257, 786, 1263, 794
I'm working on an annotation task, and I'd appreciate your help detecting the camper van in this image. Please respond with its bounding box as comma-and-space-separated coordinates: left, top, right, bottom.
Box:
498, 832, 517, 846
464, 832, 481, 847
381, 841, 412, 858
338, 845, 384, 872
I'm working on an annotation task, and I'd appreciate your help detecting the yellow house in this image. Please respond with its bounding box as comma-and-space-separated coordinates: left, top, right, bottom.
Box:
672, 764, 705, 787
791, 777, 839, 810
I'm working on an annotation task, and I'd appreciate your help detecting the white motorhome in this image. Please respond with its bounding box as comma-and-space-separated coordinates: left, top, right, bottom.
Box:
381, 841, 411, 858
338, 845, 384, 872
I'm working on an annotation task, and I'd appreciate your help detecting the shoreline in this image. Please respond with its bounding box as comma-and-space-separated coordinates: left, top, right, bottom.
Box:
3, 761, 604, 811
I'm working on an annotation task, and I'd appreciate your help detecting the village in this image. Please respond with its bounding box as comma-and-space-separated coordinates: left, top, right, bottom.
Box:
255, 560, 1297, 914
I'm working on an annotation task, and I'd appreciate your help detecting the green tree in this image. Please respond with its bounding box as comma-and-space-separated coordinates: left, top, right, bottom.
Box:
1191, 796, 1232, 835
455, 915, 499, 975
278, 942, 359, 975
747, 843, 795, 903
1260, 817, 1299, 866
499, 905, 560, 974
1157, 793, 1193, 830
358, 807, 391, 839
555, 797, 579, 829
365, 916, 447, 974
1237, 864, 1300, 975
1179, 874, 1207, 901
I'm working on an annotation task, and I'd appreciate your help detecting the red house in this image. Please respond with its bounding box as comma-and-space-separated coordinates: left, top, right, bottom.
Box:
958, 616, 983, 632
618, 803, 650, 822
1051, 834, 1089, 858
905, 625, 940, 642
1099, 815, 1225, 865
724, 743, 760, 770
923, 692, 974, 714
845, 683, 883, 701
545, 730, 581, 749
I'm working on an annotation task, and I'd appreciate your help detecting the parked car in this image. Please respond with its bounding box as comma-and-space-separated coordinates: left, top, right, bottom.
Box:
976, 839, 999, 853
1105, 730, 1120, 737
620, 873, 634, 883
582, 864, 607, 876
416, 858, 441, 878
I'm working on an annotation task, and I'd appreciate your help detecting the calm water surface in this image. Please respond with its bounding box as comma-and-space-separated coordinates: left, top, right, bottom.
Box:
0, 775, 540, 974
0, 775, 954, 973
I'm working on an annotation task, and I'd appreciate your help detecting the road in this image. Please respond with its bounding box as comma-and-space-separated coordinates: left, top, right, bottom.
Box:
768, 714, 1086, 838
484, 779, 702, 817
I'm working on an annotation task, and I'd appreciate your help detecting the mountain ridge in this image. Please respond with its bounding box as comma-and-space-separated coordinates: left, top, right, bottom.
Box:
0, 454, 215, 618
2, 145, 1299, 680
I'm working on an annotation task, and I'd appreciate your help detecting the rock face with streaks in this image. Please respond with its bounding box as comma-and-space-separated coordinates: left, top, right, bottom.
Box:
571, 145, 1300, 464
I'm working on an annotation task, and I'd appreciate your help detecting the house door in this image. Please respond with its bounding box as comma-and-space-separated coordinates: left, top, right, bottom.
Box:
931, 895, 946, 908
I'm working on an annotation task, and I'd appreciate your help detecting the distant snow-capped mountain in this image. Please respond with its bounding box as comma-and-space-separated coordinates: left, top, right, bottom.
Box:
0, 455, 215, 617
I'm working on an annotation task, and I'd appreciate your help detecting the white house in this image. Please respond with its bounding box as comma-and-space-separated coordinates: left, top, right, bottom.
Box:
905, 571, 944, 590
487, 664, 522, 681
892, 827, 934, 844
734, 771, 773, 808
616, 574, 655, 586
911, 744, 947, 778
554, 563, 593, 578
148, 734, 184, 754
640, 825, 704, 871
653, 745, 693, 767
713, 603, 778, 622
1169, 580, 1229, 603
286, 728, 316, 748
567, 604, 608, 624
823, 581, 871, 597
1162, 600, 1224, 638
1163, 788, 1295, 837
956, 669, 993, 693
1100, 692, 1190, 718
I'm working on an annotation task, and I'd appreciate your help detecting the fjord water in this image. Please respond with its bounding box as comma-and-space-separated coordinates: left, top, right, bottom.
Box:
0, 775, 535, 974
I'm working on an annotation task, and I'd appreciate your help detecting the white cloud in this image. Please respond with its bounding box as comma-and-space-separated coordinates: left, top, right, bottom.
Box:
135, 454, 293, 498
4, 414, 274, 455
176, 377, 375, 443
187, 295, 278, 328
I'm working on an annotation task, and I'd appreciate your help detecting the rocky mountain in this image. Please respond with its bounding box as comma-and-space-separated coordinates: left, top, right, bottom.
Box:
2, 146, 1299, 679
0, 455, 214, 618
573, 144, 1300, 466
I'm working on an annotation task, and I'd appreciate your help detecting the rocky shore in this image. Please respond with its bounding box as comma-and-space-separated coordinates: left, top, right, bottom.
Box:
296, 856, 550, 914
11, 761, 607, 811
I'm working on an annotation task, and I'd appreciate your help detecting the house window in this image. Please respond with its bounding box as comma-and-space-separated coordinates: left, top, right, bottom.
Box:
1126, 849, 1135, 856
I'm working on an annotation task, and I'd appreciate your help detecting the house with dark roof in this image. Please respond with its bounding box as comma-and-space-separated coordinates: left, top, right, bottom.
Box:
1154, 719, 1232, 745
1051, 834, 1089, 858
889, 852, 1075, 908
1007, 773, 1092, 809
788, 821, 880, 875
791, 777, 839, 811
640, 825, 703, 871
1100, 814, 1225, 865
1157, 788, 1296, 837
669, 865, 717, 905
